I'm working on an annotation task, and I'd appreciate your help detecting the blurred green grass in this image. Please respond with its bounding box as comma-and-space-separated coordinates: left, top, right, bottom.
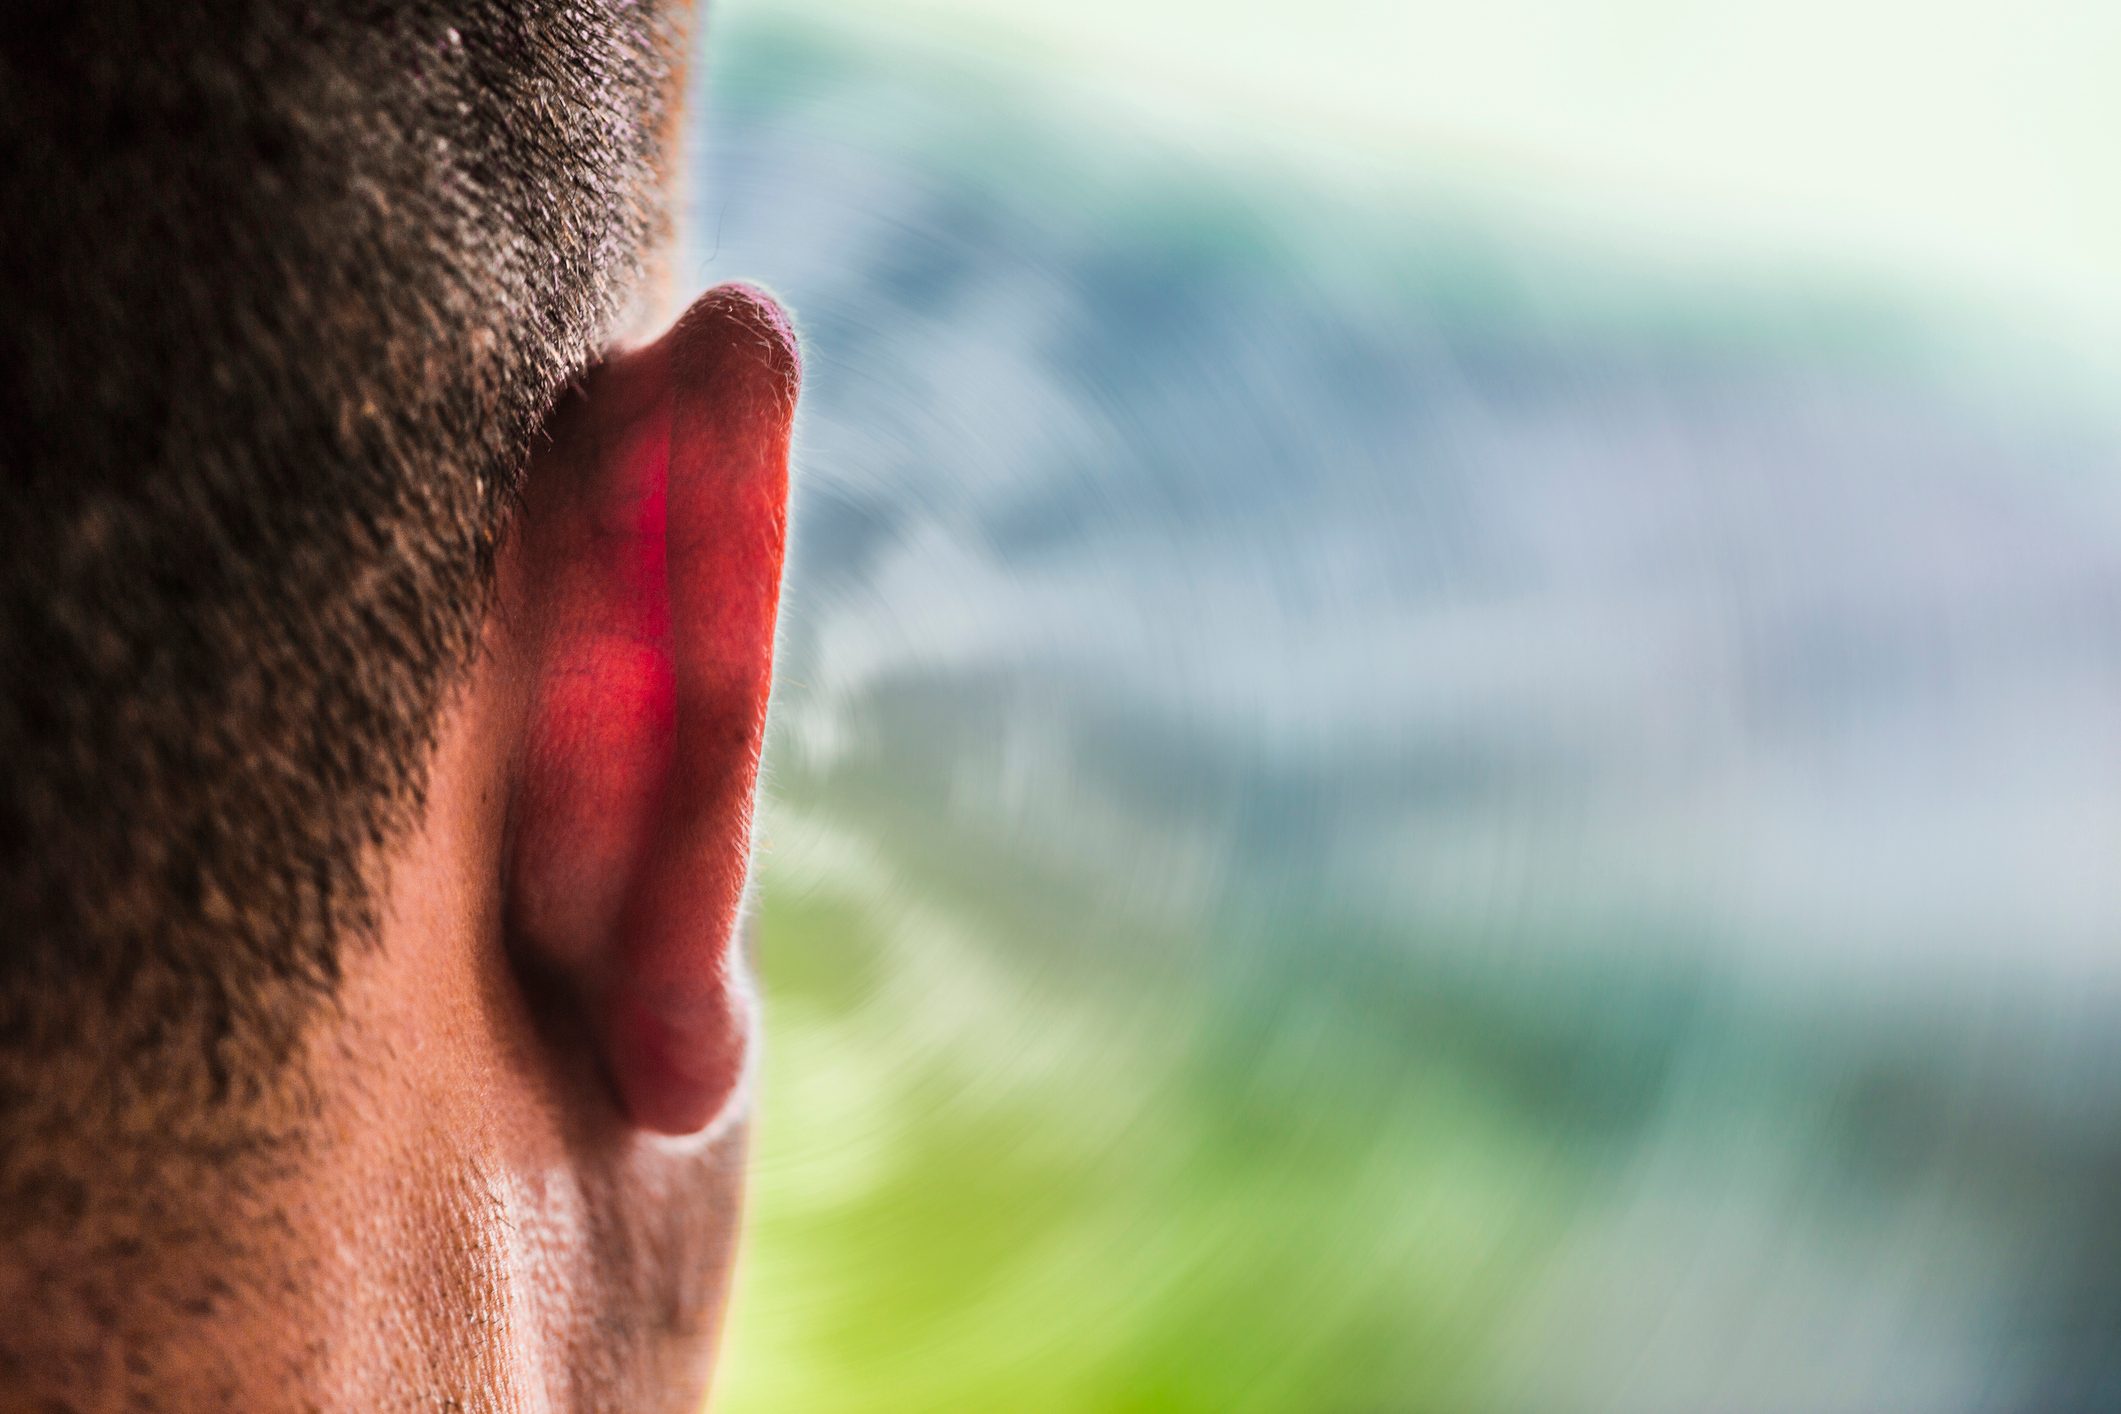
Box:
712, 818, 1578, 1413
689, 9, 2121, 1404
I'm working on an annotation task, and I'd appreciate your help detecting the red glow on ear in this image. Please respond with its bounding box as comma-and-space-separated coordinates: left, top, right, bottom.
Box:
504, 285, 799, 1138
611, 285, 798, 1135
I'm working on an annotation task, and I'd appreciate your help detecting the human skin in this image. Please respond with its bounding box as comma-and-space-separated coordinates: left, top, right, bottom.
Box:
99, 286, 801, 1410
0, 3, 802, 1404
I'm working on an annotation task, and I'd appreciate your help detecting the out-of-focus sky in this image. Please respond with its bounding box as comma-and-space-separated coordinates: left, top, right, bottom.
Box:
695, 2, 2121, 1409
763, 0, 2121, 343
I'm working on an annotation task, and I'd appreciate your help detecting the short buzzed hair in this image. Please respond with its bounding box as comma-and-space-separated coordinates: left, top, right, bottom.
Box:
0, 0, 679, 1134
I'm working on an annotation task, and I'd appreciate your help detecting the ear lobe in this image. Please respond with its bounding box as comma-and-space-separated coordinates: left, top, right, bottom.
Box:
505, 284, 799, 1138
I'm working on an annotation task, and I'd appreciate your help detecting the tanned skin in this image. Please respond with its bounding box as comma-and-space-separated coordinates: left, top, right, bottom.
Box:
0, 1, 805, 1402
0, 285, 799, 1411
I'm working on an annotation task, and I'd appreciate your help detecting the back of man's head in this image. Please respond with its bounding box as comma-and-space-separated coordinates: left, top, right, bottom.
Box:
0, 1, 672, 1120
0, 2, 765, 1403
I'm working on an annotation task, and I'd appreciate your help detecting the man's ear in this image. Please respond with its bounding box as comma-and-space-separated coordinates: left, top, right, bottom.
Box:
502, 284, 798, 1138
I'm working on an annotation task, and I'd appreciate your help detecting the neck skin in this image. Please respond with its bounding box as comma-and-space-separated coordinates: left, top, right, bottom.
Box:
268, 278, 791, 1412
320, 637, 751, 1409
0, 265, 801, 1409
0, 631, 748, 1412
76, 578, 750, 1409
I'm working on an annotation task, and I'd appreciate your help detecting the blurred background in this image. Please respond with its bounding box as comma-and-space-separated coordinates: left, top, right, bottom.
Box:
683, 2, 2121, 1409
